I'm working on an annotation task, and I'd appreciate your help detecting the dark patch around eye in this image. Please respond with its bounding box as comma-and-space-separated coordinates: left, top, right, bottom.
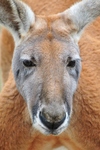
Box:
23, 60, 36, 67
67, 60, 76, 68
76, 68, 80, 78
16, 69, 20, 77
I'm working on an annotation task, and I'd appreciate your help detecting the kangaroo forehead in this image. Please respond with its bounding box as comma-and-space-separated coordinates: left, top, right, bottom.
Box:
29, 15, 71, 40
20, 16, 77, 58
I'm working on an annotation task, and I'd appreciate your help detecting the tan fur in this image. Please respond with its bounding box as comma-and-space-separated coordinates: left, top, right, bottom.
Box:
0, 0, 80, 84
0, 0, 100, 150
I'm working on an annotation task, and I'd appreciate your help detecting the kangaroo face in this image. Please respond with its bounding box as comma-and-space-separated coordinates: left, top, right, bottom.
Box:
0, 0, 100, 137
12, 16, 81, 135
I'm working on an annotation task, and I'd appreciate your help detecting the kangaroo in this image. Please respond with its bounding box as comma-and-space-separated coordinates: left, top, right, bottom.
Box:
0, 0, 100, 150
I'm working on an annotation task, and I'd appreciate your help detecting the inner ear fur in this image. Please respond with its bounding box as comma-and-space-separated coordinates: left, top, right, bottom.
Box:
0, 0, 35, 43
61, 0, 100, 41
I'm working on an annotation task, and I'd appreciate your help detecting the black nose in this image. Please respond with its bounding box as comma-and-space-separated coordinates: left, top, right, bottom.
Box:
39, 112, 66, 130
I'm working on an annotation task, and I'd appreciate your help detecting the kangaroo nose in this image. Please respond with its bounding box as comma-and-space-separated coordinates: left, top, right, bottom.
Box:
39, 111, 66, 130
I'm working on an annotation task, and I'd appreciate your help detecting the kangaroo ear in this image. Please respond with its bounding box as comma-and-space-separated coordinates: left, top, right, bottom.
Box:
0, 0, 35, 43
61, 0, 100, 42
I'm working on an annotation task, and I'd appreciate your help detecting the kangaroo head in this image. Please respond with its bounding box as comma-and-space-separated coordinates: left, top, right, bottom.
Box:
0, 0, 100, 135
13, 16, 81, 135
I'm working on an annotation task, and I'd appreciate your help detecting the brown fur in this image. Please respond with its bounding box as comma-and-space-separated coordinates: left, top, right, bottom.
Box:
0, 0, 100, 150
1, 0, 80, 84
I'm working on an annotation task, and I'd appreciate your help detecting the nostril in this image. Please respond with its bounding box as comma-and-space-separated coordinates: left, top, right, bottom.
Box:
39, 111, 53, 129
39, 112, 66, 130
53, 115, 66, 130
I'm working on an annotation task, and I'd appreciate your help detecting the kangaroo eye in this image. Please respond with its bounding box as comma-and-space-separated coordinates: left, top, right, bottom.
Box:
67, 60, 76, 68
23, 60, 36, 67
